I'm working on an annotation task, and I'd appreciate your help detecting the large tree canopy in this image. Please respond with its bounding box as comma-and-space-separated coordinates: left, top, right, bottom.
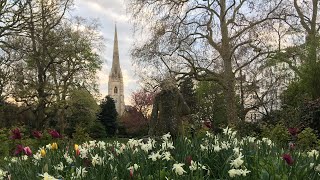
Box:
128, 0, 285, 124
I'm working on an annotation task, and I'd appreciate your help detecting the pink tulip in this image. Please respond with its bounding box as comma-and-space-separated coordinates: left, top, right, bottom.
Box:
23, 146, 32, 156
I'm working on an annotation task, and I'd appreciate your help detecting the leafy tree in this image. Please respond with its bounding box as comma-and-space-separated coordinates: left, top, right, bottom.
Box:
98, 96, 118, 136
65, 89, 99, 137
195, 81, 227, 128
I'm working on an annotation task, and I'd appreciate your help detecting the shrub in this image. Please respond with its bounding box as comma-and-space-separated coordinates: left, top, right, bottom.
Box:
89, 121, 107, 139
297, 127, 317, 149
72, 125, 91, 143
261, 124, 289, 146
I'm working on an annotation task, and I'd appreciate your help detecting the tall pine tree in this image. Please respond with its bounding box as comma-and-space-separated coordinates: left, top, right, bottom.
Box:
98, 96, 118, 136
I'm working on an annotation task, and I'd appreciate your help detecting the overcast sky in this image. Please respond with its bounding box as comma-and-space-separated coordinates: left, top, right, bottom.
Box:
72, 0, 139, 104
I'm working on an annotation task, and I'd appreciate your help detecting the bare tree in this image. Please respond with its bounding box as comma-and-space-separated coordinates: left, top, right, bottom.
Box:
128, 0, 284, 124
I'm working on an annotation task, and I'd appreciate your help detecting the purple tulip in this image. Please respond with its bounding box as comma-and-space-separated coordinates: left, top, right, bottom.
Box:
14, 144, 24, 156
48, 129, 61, 139
32, 130, 43, 139
10, 128, 22, 140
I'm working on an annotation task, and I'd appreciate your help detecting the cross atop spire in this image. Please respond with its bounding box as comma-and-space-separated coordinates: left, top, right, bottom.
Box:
111, 24, 122, 78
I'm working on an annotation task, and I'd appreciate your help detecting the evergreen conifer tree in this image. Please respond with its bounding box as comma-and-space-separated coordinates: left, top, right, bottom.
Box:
98, 96, 118, 136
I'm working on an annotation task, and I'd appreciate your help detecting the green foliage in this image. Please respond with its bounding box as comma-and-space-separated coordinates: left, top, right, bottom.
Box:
301, 98, 320, 134
195, 81, 227, 127
89, 120, 107, 139
98, 96, 118, 137
0, 128, 9, 160
66, 89, 99, 136
72, 125, 91, 143
3, 128, 320, 179
297, 128, 317, 149
261, 124, 289, 146
236, 122, 262, 137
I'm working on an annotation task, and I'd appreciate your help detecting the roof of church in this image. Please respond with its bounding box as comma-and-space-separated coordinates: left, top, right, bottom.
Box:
110, 24, 122, 78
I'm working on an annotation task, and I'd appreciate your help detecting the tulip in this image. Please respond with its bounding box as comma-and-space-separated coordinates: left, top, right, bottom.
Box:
288, 128, 298, 136
10, 128, 22, 140
76, 149, 80, 156
282, 153, 294, 165
14, 144, 24, 156
23, 146, 32, 156
48, 130, 61, 139
185, 156, 192, 166
32, 130, 42, 139
74, 144, 79, 151
51, 143, 58, 150
40, 149, 46, 157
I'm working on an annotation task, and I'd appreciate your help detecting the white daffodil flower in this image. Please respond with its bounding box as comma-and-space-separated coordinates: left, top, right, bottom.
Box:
172, 163, 186, 175
162, 151, 172, 161
307, 150, 319, 158
228, 169, 242, 178
38, 172, 58, 180
148, 151, 161, 161
230, 153, 244, 168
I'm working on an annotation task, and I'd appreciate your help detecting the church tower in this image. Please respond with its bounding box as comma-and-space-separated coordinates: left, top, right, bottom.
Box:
108, 25, 125, 115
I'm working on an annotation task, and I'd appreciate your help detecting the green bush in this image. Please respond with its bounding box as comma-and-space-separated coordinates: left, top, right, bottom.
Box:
261, 124, 289, 146
89, 120, 107, 139
236, 121, 262, 137
297, 127, 317, 149
72, 125, 91, 143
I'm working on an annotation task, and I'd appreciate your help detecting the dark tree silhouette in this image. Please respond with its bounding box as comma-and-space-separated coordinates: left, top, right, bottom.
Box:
98, 96, 118, 136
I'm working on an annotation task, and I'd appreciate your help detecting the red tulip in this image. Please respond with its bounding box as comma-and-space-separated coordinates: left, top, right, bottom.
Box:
186, 155, 192, 166
282, 153, 294, 165
14, 144, 24, 156
10, 128, 22, 140
76, 149, 80, 156
288, 128, 298, 136
129, 168, 134, 178
32, 130, 42, 139
23, 146, 32, 156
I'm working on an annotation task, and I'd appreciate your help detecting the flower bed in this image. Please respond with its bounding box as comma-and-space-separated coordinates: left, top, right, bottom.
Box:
1, 127, 320, 179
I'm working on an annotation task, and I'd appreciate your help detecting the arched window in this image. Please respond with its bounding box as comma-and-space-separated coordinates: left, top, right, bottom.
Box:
114, 86, 118, 94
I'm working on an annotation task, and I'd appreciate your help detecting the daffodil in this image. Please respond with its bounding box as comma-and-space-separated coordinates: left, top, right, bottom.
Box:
162, 151, 171, 161
38, 172, 58, 180
148, 151, 161, 161
228, 169, 242, 178
307, 150, 319, 158
230, 153, 244, 168
172, 163, 186, 175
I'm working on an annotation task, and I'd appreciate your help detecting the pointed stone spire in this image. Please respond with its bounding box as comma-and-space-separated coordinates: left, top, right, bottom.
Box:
111, 24, 121, 78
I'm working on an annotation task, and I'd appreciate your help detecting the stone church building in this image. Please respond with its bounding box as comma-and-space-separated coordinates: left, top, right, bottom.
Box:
108, 25, 125, 115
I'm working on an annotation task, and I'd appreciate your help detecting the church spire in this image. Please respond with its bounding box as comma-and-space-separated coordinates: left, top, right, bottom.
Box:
111, 24, 121, 78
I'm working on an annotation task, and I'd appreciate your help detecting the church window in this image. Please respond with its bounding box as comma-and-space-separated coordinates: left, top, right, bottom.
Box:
114, 86, 118, 94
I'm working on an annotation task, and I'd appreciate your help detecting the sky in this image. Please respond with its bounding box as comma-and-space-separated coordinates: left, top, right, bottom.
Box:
71, 0, 139, 105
